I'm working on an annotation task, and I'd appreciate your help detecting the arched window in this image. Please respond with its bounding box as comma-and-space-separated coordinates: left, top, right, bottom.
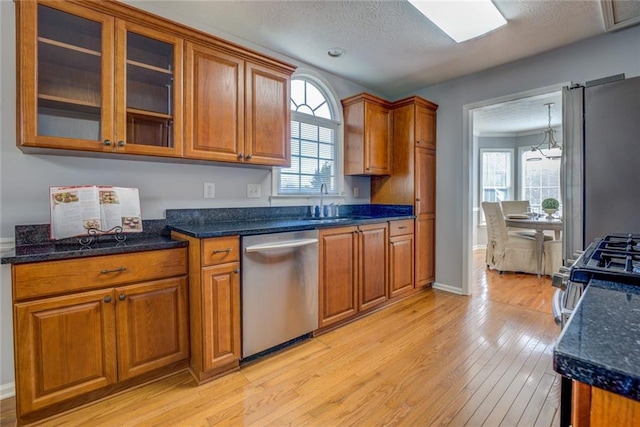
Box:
278, 76, 341, 194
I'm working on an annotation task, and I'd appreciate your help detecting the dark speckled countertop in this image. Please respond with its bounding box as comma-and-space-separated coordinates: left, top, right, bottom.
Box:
554, 279, 640, 401
1, 205, 414, 264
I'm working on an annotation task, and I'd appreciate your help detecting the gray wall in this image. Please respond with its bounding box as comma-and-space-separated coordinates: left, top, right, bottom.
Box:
0, 1, 374, 394
413, 24, 640, 293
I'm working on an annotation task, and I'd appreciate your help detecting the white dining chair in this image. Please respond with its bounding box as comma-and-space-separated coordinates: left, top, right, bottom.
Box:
482, 201, 539, 275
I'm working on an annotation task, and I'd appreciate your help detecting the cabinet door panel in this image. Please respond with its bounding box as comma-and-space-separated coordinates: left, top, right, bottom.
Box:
319, 228, 358, 327
18, 1, 114, 151
359, 224, 388, 311
245, 62, 291, 166
184, 42, 244, 162
364, 102, 391, 175
415, 104, 436, 149
14, 289, 117, 415
415, 148, 436, 215
416, 216, 435, 287
201, 263, 241, 371
390, 234, 414, 297
115, 20, 184, 157
115, 276, 189, 381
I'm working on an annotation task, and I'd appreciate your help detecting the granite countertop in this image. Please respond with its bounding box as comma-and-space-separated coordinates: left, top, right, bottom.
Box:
1, 205, 414, 264
554, 279, 640, 401
1, 220, 187, 265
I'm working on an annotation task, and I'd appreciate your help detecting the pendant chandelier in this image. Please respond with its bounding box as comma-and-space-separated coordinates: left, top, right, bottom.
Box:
527, 102, 562, 161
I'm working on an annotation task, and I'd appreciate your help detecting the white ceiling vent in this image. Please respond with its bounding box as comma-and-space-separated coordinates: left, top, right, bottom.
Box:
601, 0, 640, 31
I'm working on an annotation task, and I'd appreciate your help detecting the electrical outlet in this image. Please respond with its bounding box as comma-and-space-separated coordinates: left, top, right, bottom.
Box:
203, 182, 215, 199
353, 186, 360, 198
247, 184, 261, 199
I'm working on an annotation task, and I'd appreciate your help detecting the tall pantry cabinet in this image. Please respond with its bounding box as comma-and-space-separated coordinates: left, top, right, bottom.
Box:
371, 96, 437, 288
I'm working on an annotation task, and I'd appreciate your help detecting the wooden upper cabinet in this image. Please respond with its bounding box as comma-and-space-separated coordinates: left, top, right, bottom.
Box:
415, 103, 436, 149
17, 1, 183, 157
184, 42, 244, 162
184, 42, 292, 166
343, 93, 392, 176
114, 20, 184, 157
17, 0, 295, 166
245, 61, 291, 166
17, 1, 115, 152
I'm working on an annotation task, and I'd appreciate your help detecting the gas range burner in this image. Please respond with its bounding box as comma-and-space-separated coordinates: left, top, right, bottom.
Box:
570, 233, 640, 285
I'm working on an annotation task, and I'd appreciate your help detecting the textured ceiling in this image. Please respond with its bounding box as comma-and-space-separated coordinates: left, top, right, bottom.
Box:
125, 0, 639, 133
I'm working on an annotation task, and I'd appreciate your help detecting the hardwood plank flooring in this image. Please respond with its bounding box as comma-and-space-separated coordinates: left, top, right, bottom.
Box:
0, 249, 561, 426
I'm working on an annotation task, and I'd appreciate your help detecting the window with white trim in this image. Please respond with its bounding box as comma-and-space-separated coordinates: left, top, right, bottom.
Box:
278, 77, 341, 195
520, 147, 562, 214
480, 149, 513, 223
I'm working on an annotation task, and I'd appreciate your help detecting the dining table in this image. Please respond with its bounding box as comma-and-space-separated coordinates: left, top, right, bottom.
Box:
505, 215, 563, 277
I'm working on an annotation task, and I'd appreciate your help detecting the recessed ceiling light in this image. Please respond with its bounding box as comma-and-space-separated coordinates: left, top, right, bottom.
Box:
408, 0, 507, 43
327, 47, 346, 58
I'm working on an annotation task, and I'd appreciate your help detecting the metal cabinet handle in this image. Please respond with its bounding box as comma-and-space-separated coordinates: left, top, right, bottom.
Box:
100, 267, 126, 274
213, 248, 232, 254
238, 153, 244, 159
416, 140, 421, 144
103, 140, 112, 146
118, 294, 126, 301
104, 296, 112, 303
117, 141, 125, 147
233, 268, 240, 274
416, 198, 421, 202
245, 154, 252, 160
399, 226, 408, 229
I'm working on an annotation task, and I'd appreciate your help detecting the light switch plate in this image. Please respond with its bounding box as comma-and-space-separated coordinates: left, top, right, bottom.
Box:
247, 184, 261, 198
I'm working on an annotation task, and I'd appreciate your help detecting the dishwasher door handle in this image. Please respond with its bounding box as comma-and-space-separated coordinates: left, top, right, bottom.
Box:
244, 238, 318, 253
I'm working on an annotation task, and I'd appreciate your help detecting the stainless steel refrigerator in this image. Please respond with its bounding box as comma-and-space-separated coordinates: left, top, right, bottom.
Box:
563, 75, 640, 255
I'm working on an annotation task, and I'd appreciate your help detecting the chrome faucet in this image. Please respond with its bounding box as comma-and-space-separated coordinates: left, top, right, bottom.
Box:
320, 182, 328, 217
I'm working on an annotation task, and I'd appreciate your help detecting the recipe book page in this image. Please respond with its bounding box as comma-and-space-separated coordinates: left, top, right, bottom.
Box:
49, 185, 142, 240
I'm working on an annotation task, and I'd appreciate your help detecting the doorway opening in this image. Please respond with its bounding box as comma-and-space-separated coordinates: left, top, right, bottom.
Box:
462, 82, 569, 295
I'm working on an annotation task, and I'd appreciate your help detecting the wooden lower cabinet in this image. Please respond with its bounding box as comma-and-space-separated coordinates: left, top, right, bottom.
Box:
201, 263, 241, 372
358, 223, 389, 311
11, 248, 189, 424
389, 220, 415, 298
318, 226, 359, 327
416, 216, 435, 287
318, 223, 389, 328
171, 232, 242, 383
572, 381, 640, 426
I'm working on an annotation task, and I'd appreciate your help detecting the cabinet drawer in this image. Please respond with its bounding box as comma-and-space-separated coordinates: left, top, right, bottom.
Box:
389, 220, 414, 237
13, 248, 187, 301
201, 236, 240, 266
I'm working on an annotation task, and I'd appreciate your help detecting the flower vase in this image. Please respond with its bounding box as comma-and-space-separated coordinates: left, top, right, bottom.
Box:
543, 208, 557, 220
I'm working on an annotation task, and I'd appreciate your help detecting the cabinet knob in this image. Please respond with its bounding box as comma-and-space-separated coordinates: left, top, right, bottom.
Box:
233, 268, 240, 274
104, 296, 112, 303
417, 139, 421, 144
416, 198, 421, 202
103, 140, 112, 146
117, 141, 126, 147
238, 153, 244, 159
245, 154, 252, 160
118, 294, 127, 301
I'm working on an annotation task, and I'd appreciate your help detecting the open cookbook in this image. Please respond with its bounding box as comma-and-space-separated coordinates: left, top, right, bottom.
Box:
49, 185, 143, 240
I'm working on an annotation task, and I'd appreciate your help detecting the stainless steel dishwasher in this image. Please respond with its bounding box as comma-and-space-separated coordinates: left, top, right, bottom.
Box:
241, 230, 318, 359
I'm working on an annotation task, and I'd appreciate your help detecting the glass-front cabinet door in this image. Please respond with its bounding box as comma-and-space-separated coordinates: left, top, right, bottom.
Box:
18, 2, 115, 151
114, 21, 183, 157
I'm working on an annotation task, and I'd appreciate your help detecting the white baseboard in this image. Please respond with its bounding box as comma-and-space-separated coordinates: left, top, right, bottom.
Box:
432, 281, 466, 295
0, 382, 15, 399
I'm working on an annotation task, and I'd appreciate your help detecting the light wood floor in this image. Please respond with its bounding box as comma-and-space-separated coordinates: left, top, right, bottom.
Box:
1, 250, 560, 426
